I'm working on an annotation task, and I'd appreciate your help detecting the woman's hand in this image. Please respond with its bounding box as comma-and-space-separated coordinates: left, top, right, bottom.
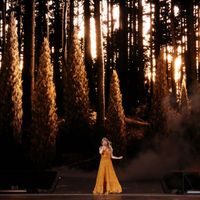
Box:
99, 146, 106, 154
112, 155, 123, 160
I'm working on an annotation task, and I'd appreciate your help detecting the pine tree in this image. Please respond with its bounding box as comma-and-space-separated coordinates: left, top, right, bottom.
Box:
151, 49, 170, 134
0, 44, 9, 139
31, 38, 58, 167
106, 70, 126, 154
0, 13, 23, 143
179, 79, 190, 113
63, 32, 90, 126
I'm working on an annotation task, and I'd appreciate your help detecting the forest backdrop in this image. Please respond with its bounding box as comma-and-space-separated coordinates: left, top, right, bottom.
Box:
0, 0, 200, 169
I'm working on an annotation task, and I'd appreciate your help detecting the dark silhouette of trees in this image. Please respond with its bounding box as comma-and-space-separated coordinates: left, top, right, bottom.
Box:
1, 0, 6, 58
68, 0, 74, 50
154, 0, 161, 59
118, 1, 129, 112
52, 0, 64, 116
185, 0, 197, 94
22, 0, 35, 129
94, 0, 106, 131
84, 0, 95, 106
137, 0, 145, 104
170, 0, 177, 105
35, 0, 49, 68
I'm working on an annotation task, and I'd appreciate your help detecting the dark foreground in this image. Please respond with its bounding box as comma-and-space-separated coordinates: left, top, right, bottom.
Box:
1, 166, 200, 200
1, 194, 200, 200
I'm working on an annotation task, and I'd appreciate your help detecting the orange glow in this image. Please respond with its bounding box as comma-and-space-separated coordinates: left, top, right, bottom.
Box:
174, 57, 182, 81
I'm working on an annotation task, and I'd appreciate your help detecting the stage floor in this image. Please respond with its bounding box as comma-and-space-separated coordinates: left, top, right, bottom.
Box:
1, 167, 200, 199
1, 194, 200, 200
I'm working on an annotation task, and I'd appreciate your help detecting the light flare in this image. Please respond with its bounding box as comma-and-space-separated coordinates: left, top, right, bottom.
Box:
174, 6, 179, 17
175, 57, 182, 81
113, 5, 120, 30
90, 17, 97, 59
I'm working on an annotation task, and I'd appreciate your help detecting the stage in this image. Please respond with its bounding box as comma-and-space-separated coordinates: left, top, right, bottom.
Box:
1, 168, 200, 199
1, 193, 200, 200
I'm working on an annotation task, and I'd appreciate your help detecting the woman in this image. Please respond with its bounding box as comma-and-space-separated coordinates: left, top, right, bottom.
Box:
93, 137, 123, 194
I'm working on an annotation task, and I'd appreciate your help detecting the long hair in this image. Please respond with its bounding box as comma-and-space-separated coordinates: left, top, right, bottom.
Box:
102, 137, 113, 151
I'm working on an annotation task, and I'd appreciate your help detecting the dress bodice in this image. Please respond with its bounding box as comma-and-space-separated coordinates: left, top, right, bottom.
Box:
101, 149, 111, 159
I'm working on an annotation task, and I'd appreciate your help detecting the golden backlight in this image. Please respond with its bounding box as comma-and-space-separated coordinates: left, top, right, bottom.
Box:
175, 57, 182, 82
57, 1, 185, 90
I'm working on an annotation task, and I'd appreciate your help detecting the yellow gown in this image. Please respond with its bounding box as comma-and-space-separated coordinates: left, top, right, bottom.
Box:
93, 148, 122, 194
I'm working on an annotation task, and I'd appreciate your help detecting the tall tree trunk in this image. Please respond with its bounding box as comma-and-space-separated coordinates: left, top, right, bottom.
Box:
16, 2, 22, 57
2, 0, 6, 57
130, 0, 138, 107
118, 1, 128, 111
84, 0, 95, 105
137, 0, 145, 104
198, 7, 200, 82
185, 1, 197, 94
105, 0, 115, 108
105, 0, 111, 108
129, 0, 133, 67
154, 0, 161, 59
54, 0, 64, 116
94, 0, 105, 131
22, 0, 35, 129
35, 0, 48, 69
180, 16, 186, 85
63, 0, 68, 67
46, 1, 49, 40
149, 0, 154, 105
170, 0, 177, 106
68, 0, 74, 56
133, 0, 137, 63
110, 0, 114, 68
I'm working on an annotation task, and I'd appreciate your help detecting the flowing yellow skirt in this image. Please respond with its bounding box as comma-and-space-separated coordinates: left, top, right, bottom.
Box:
93, 156, 122, 194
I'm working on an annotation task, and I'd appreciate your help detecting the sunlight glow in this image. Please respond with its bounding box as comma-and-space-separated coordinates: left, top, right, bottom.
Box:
90, 17, 97, 59
167, 54, 172, 63
75, 1, 120, 59
175, 57, 182, 81
146, 67, 156, 82
113, 5, 120, 30
174, 6, 179, 17
19, 55, 24, 70
73, 0, 184, 87
143, 1, 151, 45
19, 60, 23, 71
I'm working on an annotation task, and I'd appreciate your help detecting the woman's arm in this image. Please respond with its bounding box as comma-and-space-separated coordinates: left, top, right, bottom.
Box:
111, 150, 123, 159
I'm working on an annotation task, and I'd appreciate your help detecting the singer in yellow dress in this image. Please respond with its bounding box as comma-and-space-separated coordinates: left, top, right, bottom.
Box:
93, 137, 123, 194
